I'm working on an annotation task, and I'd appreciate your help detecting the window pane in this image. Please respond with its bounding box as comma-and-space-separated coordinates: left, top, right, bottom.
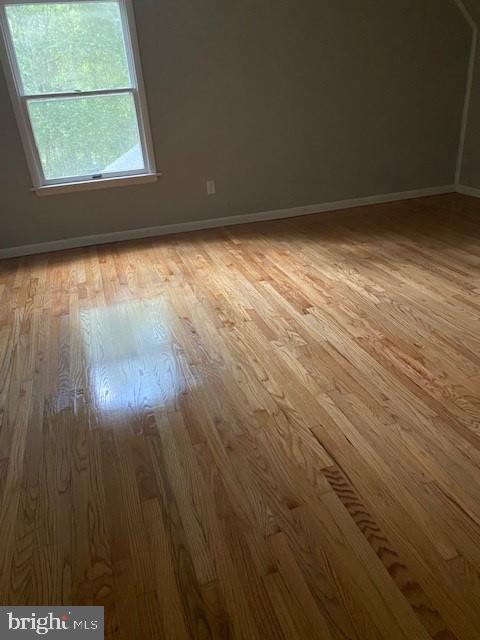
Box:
6, 2, 131, 94
27, 93, 144, 180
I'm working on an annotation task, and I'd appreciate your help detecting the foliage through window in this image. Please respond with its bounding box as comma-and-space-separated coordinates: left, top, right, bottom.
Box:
0, 0, 155, 188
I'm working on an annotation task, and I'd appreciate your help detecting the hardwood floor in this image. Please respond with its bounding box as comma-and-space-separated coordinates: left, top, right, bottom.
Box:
1, 193, 480, 639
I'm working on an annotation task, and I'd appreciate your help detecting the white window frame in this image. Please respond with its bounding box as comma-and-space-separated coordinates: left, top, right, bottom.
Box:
0, 0, 157, 195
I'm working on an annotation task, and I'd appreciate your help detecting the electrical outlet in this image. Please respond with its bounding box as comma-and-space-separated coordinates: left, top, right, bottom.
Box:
206, 179, 216, 195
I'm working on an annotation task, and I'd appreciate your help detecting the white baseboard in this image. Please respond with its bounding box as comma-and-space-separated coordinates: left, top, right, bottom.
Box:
456, 184, 480, 198
0, 184, 455, 259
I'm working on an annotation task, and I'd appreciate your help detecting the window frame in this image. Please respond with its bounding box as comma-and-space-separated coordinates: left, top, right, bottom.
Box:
0, 0, 157, 193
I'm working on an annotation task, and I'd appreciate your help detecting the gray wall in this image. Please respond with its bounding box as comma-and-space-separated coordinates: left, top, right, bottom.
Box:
0, 0, 470, 250
458, 0, 480, 189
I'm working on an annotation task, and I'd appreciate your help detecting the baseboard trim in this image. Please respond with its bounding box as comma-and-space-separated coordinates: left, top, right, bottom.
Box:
456, 184, 480, 198
0, 185, 456, 259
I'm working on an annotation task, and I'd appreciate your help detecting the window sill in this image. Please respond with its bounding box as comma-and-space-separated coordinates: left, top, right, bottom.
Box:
33, 173, 159, 196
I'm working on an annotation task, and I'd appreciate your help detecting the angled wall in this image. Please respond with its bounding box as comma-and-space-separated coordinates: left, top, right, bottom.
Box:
0, 0, 471, 252
456, 0, 480, 190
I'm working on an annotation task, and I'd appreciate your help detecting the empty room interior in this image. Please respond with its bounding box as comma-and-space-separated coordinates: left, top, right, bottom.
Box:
1, 0, 480, 638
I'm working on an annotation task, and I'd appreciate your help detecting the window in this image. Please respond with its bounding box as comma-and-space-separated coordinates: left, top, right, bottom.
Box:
0, 0, 156, 193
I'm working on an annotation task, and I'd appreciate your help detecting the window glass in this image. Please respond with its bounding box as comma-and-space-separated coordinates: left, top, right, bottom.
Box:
27, 93, 143, 179
6, 2, 131, 95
